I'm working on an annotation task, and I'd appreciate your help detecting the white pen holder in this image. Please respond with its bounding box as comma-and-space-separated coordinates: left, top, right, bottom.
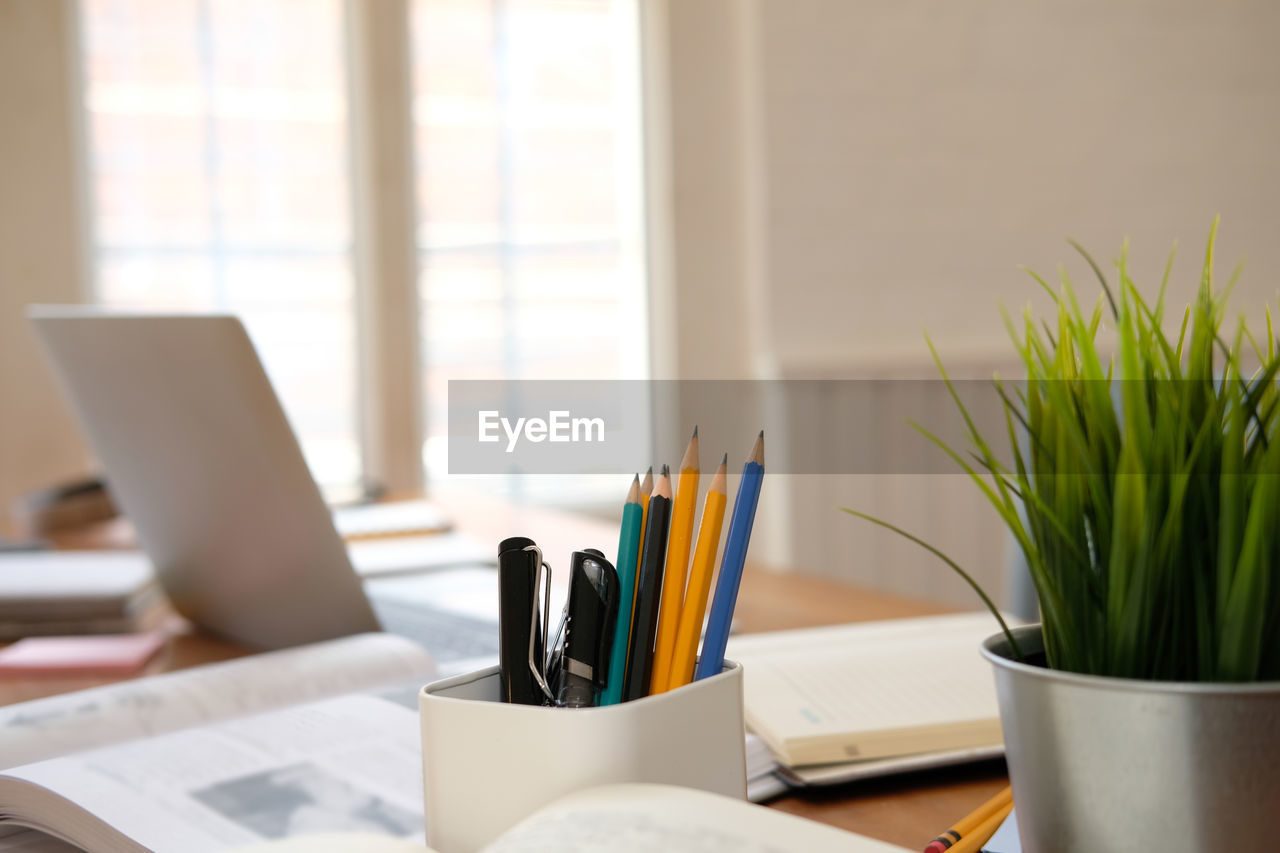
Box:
418, 661, 746, 853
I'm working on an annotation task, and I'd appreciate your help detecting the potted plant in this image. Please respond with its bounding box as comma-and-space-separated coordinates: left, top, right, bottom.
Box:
846, 220, 1280, 851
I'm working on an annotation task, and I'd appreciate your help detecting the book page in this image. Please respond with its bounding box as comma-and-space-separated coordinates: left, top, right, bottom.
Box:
0, 695, 426, 853
485, 784, 910, 853
230, 832, 431, 853
0, 827, 82, 852
727, 613, 1012, 764
0, 633, 434, 769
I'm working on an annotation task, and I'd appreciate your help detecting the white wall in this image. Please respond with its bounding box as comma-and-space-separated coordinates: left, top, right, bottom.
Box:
650, 0, 1280, 374
756, 0, 1280, 371
648, 0, 1280, 605
0, 0, 93, 533
644, 1, 764, 383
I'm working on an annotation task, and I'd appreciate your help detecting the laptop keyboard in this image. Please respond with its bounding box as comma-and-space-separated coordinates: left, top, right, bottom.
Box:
368, 594, 500, 663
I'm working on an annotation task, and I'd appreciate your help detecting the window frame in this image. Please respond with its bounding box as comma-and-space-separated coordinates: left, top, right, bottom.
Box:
75, 0, 654, 501
345, 0, 424, 496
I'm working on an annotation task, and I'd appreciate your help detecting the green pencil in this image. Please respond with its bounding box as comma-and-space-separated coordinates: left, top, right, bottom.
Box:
600, 474, 643, 705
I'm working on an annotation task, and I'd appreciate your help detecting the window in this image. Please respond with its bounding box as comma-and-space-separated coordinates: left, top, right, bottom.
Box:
81, 0, 359, 490
412, 0, 648, 489
80, 0, 646, 501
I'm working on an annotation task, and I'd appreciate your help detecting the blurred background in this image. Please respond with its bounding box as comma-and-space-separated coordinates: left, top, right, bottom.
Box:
3, 0, 1279, 608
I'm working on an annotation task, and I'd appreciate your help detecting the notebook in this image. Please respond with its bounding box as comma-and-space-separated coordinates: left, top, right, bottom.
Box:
727, 612, 1015, 768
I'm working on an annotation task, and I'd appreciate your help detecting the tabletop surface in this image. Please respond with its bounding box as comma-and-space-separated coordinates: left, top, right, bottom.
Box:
2, 489, 1010, 850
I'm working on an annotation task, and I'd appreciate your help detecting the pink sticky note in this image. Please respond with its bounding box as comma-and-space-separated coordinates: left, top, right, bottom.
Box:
0, 632, 167, 676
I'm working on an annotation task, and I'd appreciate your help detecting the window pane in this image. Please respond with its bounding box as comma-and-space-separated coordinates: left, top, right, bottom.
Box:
412, 0, 648, 498
82, 0, 360, 490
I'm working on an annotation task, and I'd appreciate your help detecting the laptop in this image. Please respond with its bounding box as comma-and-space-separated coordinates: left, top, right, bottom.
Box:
29, 308, 500, 664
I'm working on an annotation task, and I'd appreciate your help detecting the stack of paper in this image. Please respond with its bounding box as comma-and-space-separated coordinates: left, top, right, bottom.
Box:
744, 733, 787, 801
0, 551, 161, 637
331, 499, 451, 540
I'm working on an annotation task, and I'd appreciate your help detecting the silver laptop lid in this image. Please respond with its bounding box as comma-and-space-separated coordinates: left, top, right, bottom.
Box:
29, 308, 380, 649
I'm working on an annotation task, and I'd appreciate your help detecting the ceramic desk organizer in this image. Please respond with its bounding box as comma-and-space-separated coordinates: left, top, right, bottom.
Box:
419, 660, 746, 853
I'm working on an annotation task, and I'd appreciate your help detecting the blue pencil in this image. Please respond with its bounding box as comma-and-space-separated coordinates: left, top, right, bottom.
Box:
600, 474, 643, 705
694, 431, 764, 680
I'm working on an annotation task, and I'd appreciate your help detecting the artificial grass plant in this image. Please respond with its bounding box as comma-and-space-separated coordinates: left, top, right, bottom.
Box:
845, 220, 1280, 681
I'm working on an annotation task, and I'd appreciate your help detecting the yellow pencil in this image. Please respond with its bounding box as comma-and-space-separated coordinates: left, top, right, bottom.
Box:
649, 427, 700, 693
638, 465, 653, 566
941, 801, 1013, 853
666, 453, 727, 691
925, 786, 1012, 853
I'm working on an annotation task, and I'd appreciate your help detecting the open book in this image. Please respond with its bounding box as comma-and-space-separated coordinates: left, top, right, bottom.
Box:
0, 633, 437, 853
0, 635, 908, 853
0, 614, 1007, 851
230, 784, 911, 853
727, 612, 1011, 775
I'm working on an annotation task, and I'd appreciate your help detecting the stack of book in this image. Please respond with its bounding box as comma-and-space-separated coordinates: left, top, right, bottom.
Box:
0, 551, 162, 638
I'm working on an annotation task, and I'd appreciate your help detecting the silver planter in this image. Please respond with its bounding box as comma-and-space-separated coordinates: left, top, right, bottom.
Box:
982, 625, 1280, 852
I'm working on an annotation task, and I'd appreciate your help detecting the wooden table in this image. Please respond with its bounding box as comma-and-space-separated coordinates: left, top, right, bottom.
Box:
3, 491, 1009, 849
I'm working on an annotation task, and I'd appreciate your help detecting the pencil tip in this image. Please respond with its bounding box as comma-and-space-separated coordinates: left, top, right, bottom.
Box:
680, 427, 701, 472
758, 429, 764, 438
646, 465, 653, 475
661, 463, 670, 477
653, 467, 673, 499
632, 473, 639, 483
692, 425, 698, 438
711, 455, 728, 490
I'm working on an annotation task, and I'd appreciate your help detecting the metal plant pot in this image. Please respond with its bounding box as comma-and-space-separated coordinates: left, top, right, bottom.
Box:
982, 624, 1280, 852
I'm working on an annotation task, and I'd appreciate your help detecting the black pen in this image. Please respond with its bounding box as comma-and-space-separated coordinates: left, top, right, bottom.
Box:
623, 466, 672, 701
555, 549, 620, 708
497, 536, 551, 705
